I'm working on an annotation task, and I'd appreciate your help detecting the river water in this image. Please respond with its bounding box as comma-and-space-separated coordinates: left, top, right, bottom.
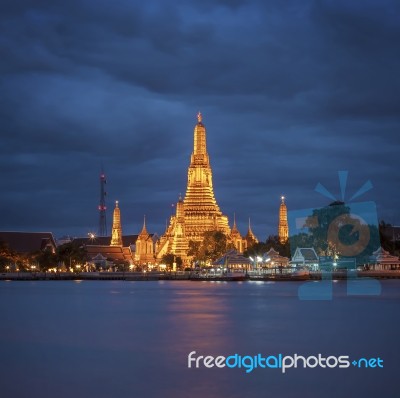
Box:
0, 280, 398, 398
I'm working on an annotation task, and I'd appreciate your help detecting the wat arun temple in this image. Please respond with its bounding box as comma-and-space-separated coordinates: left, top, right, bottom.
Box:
156, 113, 247, 259
84, 113, 291, 267
136, 113, 258, 265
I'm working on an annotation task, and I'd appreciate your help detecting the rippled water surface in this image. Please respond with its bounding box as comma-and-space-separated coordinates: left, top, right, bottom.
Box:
0, 280, 399, 398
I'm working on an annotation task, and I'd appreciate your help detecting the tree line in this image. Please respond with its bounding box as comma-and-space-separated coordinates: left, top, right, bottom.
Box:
0, 240, 87, 272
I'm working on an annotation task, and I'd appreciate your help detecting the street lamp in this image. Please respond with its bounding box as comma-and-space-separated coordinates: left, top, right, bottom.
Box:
256, 256, 262, 274
263, 257, 271, 274
249, 256, 258, 272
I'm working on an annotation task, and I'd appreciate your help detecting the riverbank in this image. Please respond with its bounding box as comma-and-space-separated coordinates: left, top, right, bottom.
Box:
1, 270, 400, 281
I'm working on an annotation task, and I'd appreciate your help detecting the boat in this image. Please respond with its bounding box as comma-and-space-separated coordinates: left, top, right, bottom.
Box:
189, 271, 248, 281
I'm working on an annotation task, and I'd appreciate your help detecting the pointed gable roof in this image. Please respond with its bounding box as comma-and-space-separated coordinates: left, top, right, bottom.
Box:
371, 247, 400, 264
245, 218, 258, 243
0, 231, 56, 254
139, 215, 149, 237
231, 213, 242, 238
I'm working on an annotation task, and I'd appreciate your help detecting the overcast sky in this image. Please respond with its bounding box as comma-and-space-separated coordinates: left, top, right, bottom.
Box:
1, 0, 399, 241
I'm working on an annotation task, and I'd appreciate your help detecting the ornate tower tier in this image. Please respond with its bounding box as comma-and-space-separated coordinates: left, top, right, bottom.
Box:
135, 216, 158, 264
110, 200, 122, 246
183, 113, 230, 241
278, 196, 289, 243
245, 217, 258, 247
156, 113, 232, 264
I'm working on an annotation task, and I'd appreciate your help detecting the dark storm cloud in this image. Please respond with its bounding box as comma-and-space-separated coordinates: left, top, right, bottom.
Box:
0, 0, 399, 239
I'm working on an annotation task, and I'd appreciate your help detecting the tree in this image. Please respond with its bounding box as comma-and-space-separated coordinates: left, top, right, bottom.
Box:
114, 260, 130, 272
243, 237, 290, 258
289, 233, 314, 255
57, 241, 87, 268
265, 235, 291, 258
161, 253, 183, 269
33, 249, 57, 271
290, 201, 380, 264
202, 231, 229, 262
189, 231, 233, 264
379, 220, 397, 255
187, 240, 201, 260
243, 242, 269, 258
0, 241, 17, 271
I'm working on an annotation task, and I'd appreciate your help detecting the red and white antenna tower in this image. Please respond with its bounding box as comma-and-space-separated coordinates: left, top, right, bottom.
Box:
98, 167, 107, 236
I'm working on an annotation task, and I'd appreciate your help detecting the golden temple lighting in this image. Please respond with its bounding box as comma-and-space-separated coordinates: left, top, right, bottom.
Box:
278, 195, 289, 243
110, 200, 123, 246
157, 113, 232, 263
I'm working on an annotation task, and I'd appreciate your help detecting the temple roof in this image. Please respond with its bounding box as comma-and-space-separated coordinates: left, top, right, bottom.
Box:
0, 231, 57, 254
139, 215, 149, 237
292, 247, 319, 262
371, 246, 400, 264
266, 248, 280, 256
231, 213, 241, 236
86, 245, 133, 262
72, 235, 139, 247
245, 218, 258, 242
213, 249, 250, 266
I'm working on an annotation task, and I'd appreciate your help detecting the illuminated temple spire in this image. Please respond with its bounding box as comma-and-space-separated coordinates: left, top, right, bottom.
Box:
156, 113, 231, 263
230, 212, 244, 252
135, 215, 157, 264
278, 196, 289, 243
183, 112, 230, 240
110, 200, 122, 246
139, 215, 148, 237
231, 213, 239, 234
246, 217, 258, 246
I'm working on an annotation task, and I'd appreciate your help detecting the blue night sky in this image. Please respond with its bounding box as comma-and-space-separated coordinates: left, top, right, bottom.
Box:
1, 0, 399, 240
